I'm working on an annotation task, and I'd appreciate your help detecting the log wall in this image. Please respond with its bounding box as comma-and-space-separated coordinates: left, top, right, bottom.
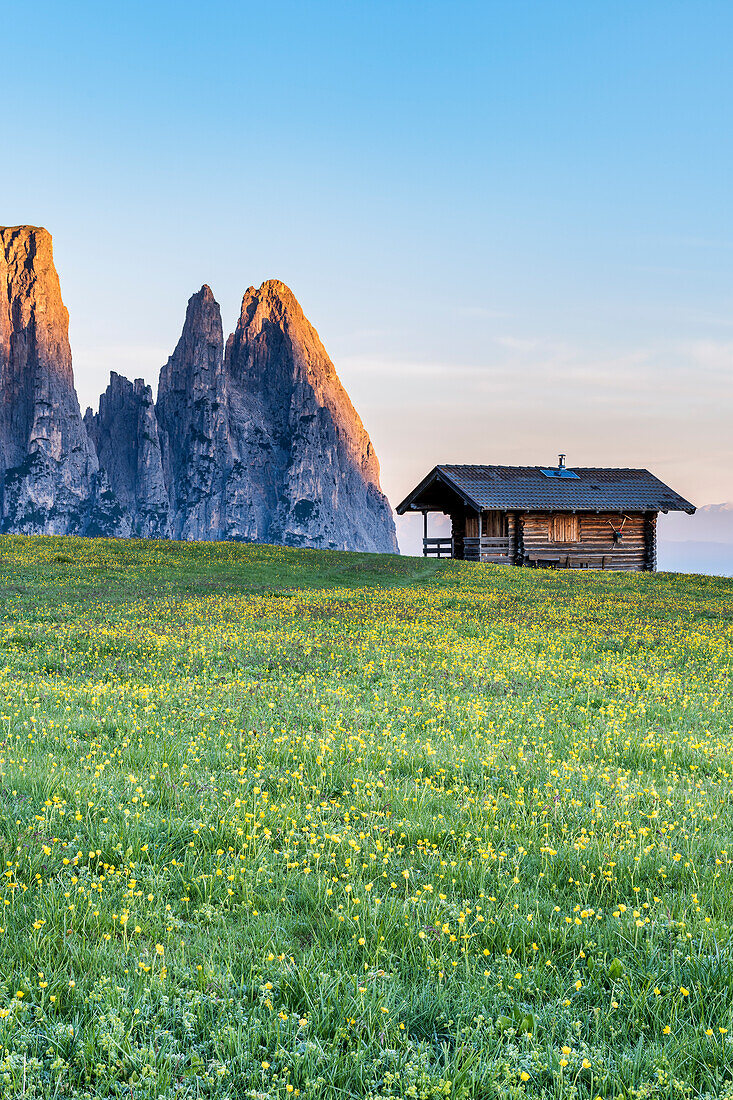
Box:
520, 511, 652, 571
447, 509, 656, 570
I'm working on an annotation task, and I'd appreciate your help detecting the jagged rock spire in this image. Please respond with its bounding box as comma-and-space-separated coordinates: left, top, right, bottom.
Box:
85, 373, 170, 538
156, 285, 229, 539
224, 279, 397, 551
0, 226, 111, 534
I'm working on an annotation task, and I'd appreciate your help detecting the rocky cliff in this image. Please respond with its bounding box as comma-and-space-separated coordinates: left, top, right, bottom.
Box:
224, 280, 397, 551
0, 226, 116, 534
84, 374, 170, 538
0, 226, 398, 552
155, 286, 229, 540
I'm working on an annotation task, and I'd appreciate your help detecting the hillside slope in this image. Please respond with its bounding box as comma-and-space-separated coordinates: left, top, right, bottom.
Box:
1, 537, 731, 1097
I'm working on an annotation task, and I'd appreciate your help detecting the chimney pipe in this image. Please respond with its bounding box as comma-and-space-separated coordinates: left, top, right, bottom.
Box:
558, 453, 566, 468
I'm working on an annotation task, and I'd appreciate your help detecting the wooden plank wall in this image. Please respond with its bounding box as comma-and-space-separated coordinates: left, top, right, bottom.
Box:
520, 512, 651, 571
481, 511, 507, 537
465, 514, 480, 538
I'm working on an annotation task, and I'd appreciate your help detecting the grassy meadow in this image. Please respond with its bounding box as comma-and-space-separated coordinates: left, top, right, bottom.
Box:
1, 535, 733, 1099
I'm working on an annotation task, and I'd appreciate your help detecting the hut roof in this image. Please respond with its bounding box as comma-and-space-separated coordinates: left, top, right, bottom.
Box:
396, 465, 696, 514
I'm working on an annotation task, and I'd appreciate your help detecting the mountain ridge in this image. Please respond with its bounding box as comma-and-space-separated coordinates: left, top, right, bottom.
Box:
0, 226, 398, 552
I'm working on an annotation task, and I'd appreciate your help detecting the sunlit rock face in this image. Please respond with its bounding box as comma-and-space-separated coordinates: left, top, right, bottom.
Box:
85, 373, 170, 538
153, 279, 397, 550
0, 226, 398, 552
223, 280, 398, 552
0, 226, 115, 534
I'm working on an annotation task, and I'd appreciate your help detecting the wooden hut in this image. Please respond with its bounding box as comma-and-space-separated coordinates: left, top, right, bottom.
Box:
396, 458, 695, 571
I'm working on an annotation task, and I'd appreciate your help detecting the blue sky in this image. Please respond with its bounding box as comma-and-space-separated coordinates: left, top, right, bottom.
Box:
3, 0, 732, 549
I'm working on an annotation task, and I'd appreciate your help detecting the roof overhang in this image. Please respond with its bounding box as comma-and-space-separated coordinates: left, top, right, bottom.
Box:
395, 466, 479, 514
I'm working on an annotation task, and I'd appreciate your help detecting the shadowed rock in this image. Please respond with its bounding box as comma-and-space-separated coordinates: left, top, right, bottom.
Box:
85, 373, 170, 538
155, 286, 228, 539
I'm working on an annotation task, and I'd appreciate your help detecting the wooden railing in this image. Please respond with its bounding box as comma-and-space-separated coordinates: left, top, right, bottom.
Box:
422, 537, 513, 563
464, 537, 511, 563
423, 537, 454, 559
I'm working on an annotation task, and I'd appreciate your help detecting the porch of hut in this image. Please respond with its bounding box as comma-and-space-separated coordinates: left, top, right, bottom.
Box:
417, 480, 515, 564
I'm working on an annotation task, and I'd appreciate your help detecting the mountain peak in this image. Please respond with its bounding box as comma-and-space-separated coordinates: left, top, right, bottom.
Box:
195, 283, 216, 302
224, 277, 396, 551
233, 279, 306, 335
0, 224, 52, 248
0, 223, 102, 533
257, 277, 299, 301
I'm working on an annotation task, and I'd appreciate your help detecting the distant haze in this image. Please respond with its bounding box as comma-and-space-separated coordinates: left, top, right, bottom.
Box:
657, 504, 733, 576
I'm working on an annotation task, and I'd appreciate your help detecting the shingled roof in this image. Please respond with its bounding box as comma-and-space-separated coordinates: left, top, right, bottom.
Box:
396, 465, 695, 514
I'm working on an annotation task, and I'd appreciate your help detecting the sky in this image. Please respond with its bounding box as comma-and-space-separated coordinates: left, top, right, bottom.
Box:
3, 0, 731, 554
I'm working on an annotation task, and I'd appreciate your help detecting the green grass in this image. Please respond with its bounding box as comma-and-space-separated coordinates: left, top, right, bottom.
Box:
0, 534, 733, 1098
